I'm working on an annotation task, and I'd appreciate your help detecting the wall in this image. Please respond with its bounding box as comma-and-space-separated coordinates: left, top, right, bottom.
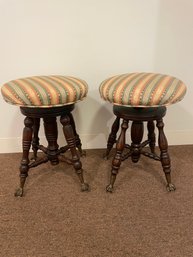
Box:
0, 0, 192, 153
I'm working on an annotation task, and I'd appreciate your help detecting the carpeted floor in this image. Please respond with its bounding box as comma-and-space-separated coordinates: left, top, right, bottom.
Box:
0, 145, 193, 257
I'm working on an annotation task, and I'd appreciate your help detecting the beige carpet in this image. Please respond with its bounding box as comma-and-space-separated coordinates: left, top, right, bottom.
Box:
0, 146, 193, 257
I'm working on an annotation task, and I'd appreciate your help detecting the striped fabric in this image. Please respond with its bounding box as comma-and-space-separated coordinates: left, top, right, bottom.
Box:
99, 73, 187, 107
1, 75, 88, 107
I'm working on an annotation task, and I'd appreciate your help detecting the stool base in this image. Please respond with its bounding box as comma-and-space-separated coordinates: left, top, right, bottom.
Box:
15, 104, 89, 197
105, 105, 176, 193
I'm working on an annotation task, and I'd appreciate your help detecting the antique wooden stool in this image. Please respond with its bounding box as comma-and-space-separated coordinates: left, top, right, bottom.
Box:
1, 75, 89, 196
99, 72, 187, 192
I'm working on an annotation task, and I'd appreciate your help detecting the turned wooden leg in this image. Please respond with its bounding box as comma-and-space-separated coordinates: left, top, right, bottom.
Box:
104, 116, 120, 159
147, 121, 156, 153
106, 119, 128, 192
31, 118, 40, 160
43, 117, 59, 165
156, 119, 176, 191
68, 113, 85, 156
15, 116, 33, 197
60, 114, 89, 191
131, 121, 144, 163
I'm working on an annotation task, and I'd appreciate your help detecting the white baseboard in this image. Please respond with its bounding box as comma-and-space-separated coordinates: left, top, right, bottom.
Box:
0, 130, 193, 153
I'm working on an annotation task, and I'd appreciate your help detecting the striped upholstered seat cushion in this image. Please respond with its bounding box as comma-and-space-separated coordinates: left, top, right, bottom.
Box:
99, 73, 187, 107
1, 75, 88, 107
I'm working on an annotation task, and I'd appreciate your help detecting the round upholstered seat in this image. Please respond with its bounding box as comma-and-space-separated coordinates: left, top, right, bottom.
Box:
1, 75, 89, 196
1, 75, 88, 107
99, 72, 187, 107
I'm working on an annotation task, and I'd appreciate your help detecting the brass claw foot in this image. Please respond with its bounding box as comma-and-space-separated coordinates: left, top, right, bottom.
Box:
14, 187, 24, 197
166, 183, 176, 192
81, 183, 90, 192
106, 184, 114, 193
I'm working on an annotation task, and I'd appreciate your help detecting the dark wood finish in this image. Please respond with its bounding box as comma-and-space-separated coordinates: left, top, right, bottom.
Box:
131, 121, 144, 163
43, 117, 59, 165
113, 105, 167, 121
147, 121, 156, 153
156, 119, 176, 191
15, 117, 34, 197
31, 118, 40, 160
106, 119, 128, 192
105, 105, 175, 192
69, 113, 85, 157
104, 116, 120, 159
15, 104, 89, 197
20, 104, 74, 118
60, 114, 89, 191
